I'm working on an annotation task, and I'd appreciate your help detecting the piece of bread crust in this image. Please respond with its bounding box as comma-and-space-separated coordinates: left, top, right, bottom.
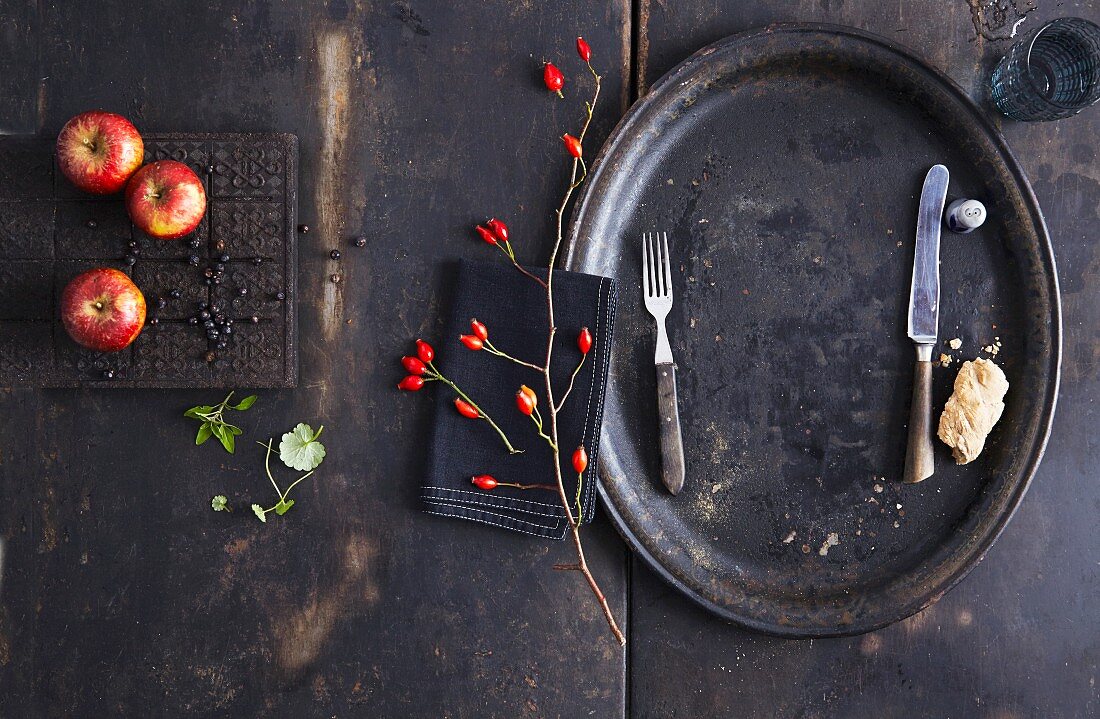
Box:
937, 358, 1009, 464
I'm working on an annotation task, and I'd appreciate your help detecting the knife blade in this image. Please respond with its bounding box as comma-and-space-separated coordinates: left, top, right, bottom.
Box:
903, 164, 949, 484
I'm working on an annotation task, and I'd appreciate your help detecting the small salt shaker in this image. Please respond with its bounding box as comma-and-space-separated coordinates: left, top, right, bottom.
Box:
945, 198, 986, 234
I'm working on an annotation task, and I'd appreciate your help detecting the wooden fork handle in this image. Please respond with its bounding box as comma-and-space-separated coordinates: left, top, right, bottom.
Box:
656, 363, 686, 495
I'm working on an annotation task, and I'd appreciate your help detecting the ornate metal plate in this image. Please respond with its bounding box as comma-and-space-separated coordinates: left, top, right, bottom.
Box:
0, 133, 298, 388
566, 25, 1060, 635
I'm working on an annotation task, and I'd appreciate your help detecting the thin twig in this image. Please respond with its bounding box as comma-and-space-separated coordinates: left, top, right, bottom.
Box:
484, 341, 545, 372
554, 353, 588, 412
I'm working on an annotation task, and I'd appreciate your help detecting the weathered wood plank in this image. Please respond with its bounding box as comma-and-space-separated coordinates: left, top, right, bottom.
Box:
629, 1, 1100, 717
0, 1, 629, 716
0, 0, 37, 133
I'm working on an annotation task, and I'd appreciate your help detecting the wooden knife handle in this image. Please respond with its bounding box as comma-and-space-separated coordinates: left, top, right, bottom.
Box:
656, 363, 686, 495
903, 357, 935, 484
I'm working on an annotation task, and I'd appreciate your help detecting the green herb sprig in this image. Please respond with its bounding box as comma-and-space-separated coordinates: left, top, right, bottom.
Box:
184, 392, 258, 454
251, 434, 322, 522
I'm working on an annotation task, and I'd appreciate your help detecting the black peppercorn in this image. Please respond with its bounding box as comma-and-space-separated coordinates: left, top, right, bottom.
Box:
330, 249, 341, 260
102, 369, 114, 379
252, 257, 262, 266
298, 224, 309, 234
207, 329, 219, 340
275, 291, 286, 301
219, 254, 230, 263
212, 276, 222, 285
204, 350, 216, 363
214, 240, 226, 252
216, 340, 228, 350
189, 255, 201, 266
188, 316, 199, 326
214, 263, 225, 273
204, 267, 214, 278
86, 219, 98, 229
330, 273, 340, 283
124, 255, 137, 266
223, 325, 233, 335
127, 240, 139, 250
200, 310, 211, 320
237, 287, 248, 297
170, 289, 182, 299
156, 297, 167, 309
354, 236, 367, 247
207, 164, 215, 175
189, 237, 202, 249
214, 314, 226, 324
250, 316, 260, 324
203, 320, 215, 329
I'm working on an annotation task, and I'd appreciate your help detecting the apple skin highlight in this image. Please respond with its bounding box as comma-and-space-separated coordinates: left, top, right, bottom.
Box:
125, 160, 207, 239
56, 111, 144, 195
60, 268, 147, 352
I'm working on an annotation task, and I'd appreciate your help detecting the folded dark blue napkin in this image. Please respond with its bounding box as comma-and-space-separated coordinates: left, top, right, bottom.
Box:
420, 260, 617, 539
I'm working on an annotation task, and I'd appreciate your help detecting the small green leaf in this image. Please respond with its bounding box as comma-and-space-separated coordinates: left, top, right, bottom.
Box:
274, 499, 295, 516
212, 424, 235, 454
251, 504, 267, 522
227, 424, 243, 436
279, 423, 326, 471
196, 422, 213, 445
211, 495, 228, 512
185, 405, 215, 419
232, 394, 258, 411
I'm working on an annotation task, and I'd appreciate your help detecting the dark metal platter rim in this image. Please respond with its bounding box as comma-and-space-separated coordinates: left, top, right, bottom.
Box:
567, 23, 1062, 637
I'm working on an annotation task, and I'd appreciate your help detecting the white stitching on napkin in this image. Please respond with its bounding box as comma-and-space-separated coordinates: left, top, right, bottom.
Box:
420, 486, 561, 511
421, 489, 563, 518
423, 500, 565, 535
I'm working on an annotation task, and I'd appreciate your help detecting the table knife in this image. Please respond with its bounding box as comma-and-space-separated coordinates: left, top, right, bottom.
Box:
903, 164, 949, 484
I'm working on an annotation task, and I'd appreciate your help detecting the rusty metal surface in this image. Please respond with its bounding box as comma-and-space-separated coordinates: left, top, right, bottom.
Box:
0, 133, 298, 388
567, 25, 1060, 636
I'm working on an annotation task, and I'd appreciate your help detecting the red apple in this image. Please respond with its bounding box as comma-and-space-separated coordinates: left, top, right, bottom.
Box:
124, 160, 207, 239
60, 268, 147, 353
56, 111, 144, 194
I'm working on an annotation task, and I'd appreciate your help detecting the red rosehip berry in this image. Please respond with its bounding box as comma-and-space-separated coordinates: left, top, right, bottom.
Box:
470, 318, 489, 341
415, 339, 434, 364
577, 326, 593, 354
515, 387, 536, 416
472, 474, 498, 491
486, 218, 509, 244
401, 356, 427, 375
562, 134, 582, 158
519, 384, 537, 407
459, 334, 484, 351
576, 37, 592, 63
572, 446, 588, 474
475, 224, 497, 245
454, 397, 480, 419
543, 62, 564, 95
398, 375, 425, 391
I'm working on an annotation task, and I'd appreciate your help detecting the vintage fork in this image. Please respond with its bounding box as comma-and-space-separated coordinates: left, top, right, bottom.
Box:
642, 232, 686, 495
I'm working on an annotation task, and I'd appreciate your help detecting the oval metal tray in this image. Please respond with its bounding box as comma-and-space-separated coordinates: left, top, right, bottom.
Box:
566, 24, 1060, 636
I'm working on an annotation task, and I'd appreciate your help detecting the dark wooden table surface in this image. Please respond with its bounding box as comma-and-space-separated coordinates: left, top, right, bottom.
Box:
1, 1, 1097, 717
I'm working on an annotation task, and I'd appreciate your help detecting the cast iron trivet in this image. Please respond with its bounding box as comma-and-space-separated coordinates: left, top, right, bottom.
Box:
0, 133, 298, 388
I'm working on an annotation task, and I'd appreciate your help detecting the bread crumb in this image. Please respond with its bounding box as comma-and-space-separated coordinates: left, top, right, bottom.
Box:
711, 483, 722, 494
818, 532, 840, 556
801, 544, 811, 554
782, 530, 796, 544
893, 521, 900, 528
872, 483, 884, 493
939, 353, 953, 367
948, 338, 962, 350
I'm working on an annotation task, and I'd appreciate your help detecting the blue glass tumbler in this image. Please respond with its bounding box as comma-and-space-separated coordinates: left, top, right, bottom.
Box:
991, 17, 1100, 121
